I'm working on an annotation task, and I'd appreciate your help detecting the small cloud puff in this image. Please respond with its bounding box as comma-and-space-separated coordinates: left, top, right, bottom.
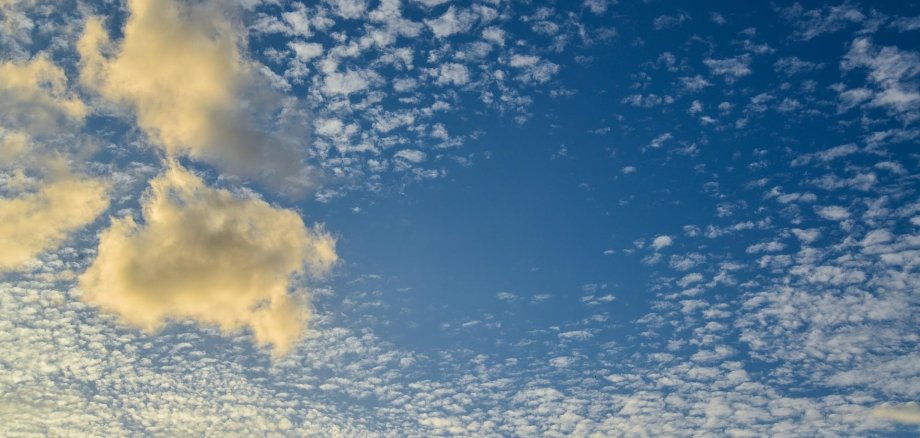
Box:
652, 235, 673, 250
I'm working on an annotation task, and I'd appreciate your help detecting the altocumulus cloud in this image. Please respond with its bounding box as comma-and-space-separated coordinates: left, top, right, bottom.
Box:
79, 162, 337, 356
77, 0, 315, 194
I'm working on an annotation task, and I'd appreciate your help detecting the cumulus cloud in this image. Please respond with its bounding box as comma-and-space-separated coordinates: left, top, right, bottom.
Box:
0, 55, 87, 135
78, 162, 337, 356
0, 149, 108, 271
77, 0, 314, 194
652, 235, 673, 250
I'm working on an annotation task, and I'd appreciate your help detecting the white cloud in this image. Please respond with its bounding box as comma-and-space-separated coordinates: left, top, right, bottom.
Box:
394, 149, 426, 163
549, 356, 576, 367
584, 0, 611, 15
647, 132, 673, 149
816, 205, 851, 221
424, 6, 477, 38
482, 27, 505, 46
326, 0, 367, 19
289, 41, 323, 61
841, 38, 920, 116
496, 291, 518, 301
704, 54, 753, 80
323, 69, 376, 95
652, 235, 673, 250
434, 62, 470, 86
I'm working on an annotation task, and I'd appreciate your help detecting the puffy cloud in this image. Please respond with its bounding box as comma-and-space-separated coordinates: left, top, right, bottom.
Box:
322, 69, 375, 95
326, 0, 367, 19
78, 162, 337, 356
816, 205, 850, 221
841, 38, 920, 116
651, 235, 673, 250
394, 149, 426, 163
0, 149, 109, 271
424, 6, 477, 38
433, 63, 470, 86
77, 0, 313, 193
0, 55, 87, 134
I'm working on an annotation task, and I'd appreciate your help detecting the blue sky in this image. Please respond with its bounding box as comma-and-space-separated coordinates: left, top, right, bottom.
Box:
2, 0, 920, 435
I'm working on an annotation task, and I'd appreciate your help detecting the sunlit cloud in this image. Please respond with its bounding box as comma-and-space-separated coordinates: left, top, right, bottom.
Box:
0, 56, 108, 271
78, 0, 315, 194
79, 162, 336, 355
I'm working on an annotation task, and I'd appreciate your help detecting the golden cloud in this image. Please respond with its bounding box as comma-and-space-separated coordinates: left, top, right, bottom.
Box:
78, 0, 313, 193
78, 162, 337, 356
0, 55, 87, 134
0, 148, 109, 272
0, 56, 108, 272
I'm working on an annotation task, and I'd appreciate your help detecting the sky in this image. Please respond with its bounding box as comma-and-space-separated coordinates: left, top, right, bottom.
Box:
1, 0, 920, 436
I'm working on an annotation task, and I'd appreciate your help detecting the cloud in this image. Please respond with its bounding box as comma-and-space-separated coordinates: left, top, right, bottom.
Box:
0, 56, 108, 272
326, 0, 367, 19
424, 6, 477, 38
704, 54, 753, 81
496, 291, 518, 301
77, 0, 314, 194
78, 162, 337, 356
652, 235, 673, 250
872, 403, 920, 424
0, 55, 87, 135
653, 12, 691, 30
779, 2, 864, 41
816, 205, 850, 220
0, 149, 109, 272
646, 132, 673, 149
433, 63, 470, 86
840, 38, 920, 116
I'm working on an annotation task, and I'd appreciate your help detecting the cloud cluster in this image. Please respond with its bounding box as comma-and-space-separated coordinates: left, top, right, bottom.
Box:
78, 0, 314, 193
79, 163, 336, 356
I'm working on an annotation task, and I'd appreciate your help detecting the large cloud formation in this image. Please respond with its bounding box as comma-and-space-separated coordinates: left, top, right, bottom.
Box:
0, 57, 108, 271
77, 0, 314, 193
78, 163, 337, 356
